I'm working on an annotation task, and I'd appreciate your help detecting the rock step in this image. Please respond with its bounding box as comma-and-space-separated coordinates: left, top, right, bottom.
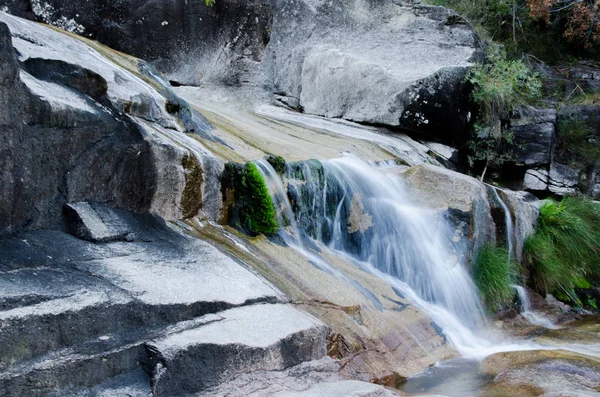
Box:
0, 304, 327, 397
0, 287, 278, 371
153, 303, 328, 395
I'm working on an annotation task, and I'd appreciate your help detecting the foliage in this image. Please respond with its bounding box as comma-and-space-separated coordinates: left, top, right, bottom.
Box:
205, 0, 215, 6
474, 243, 518, 311
523, 197, 600, 304
427, 0, 599, 62
466, 44, 542, 178
556, 116, 600, 168
241, 163, 279, 235
528, 0, 600, 48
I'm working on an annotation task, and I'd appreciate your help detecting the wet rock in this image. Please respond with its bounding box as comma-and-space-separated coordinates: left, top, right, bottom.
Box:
482, 350, 600, 397
496, 189, 540, 263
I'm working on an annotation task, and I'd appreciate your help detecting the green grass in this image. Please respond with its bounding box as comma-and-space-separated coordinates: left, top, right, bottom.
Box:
474, 243, 517, 311
241, 163, 279, 236
524, 197, 600, 304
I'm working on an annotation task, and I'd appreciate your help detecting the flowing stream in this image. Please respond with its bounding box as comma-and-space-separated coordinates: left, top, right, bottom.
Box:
257, 155, 538, 359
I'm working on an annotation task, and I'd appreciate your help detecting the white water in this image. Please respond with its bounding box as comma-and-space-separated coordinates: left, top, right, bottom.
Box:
489, 187, 515, 263
514, 285, 560, 329
257, 155, 544, 359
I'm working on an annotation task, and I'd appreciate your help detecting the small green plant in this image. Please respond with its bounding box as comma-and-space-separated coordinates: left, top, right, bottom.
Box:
242, 163, 279, 235
205, 0, 215, 6
524, 197, 600, 303
466, 44, 542, 180
473, 243, 517, 311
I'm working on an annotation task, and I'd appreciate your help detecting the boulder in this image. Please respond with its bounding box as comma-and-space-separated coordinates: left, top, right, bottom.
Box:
63, 202, 133, 243
523, 168, 550, 191
265, 0, 480, 145
482, 349, 600, 396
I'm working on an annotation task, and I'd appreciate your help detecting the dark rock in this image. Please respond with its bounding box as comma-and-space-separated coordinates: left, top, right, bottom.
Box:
511, 122, 555, 167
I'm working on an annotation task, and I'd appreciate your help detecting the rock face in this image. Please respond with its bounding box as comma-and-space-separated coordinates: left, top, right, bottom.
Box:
0, 0, 480, 145
264, 0, 479, 145
511, 109, 556, 167
0, 209, 336, 397
0, 12, 222, 235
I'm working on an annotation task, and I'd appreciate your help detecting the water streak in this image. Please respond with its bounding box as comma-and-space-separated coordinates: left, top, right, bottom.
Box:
489, 187, 515, 263
514, 285, 559, 329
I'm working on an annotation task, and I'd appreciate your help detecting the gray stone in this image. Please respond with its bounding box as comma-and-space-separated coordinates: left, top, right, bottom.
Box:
549, 162, 579, 195
152, 304, 327, 395
64, 202, 132, 243
402, 164, 496, 263
524, 168, 550, 191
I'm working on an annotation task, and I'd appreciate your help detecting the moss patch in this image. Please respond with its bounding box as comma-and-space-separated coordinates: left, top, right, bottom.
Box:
266, 155, 286, 175
220, 162, 279, 236
181, 153, 203, 219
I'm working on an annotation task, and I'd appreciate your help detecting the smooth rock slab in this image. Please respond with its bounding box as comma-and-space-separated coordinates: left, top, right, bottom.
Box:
152, 304, 328, 395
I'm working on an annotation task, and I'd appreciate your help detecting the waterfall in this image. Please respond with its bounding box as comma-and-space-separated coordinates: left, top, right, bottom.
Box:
489, 187, 515, 262
513, 285, 559, 329
257, 156, 543, 358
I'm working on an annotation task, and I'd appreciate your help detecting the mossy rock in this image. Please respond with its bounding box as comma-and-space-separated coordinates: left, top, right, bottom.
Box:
181, 153, 203, 219
220, 161, 279, 236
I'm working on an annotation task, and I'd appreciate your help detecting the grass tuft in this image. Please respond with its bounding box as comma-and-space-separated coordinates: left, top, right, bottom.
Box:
524, 197, 600, 304
242, 163, 279, 236
474, 243, 517, 311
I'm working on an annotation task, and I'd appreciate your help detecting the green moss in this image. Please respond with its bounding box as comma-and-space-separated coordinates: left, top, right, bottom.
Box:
267, 155, 286, 175
242, 163, 279, 235
181, 153, 204, 219
473, 243, 517, 311
524, 197, 600, 304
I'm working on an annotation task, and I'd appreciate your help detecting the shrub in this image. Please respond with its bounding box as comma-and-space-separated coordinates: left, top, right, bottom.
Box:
242, 163, 279, 235
474, 243, 517, 311
524, 197, 600, 303
466, 44, 542, 179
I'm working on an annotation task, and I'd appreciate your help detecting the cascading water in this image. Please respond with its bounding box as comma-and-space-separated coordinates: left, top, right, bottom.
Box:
489, 187, 515, 262
257, 155, 539, 358
514, 285, 559, 329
